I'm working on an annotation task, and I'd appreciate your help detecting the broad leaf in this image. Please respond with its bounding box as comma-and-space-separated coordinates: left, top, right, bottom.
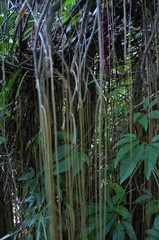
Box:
149, 110, 159, 119
143, 97, 149, 110
113, 205, 131, 220
144, 144, 159, 180
122, 220, 137, 240
149, 97, 159, 109
113, 222, 125, 240
18, 168, 35, 181
122, 134, 137, 139
114, 135, 137, 149
52, 144, 74, 162
138, 114, 148, 131
114, 140, 139, 168
72, 152, 89, 176
133, 112, 142, 123
151, 135, 159, 143
150, 142, 159, 151
145, 229, 159, 238
53, 154, 73, 174
120, 144, 145, 184
53, 151, 89, 175
57, 131, 77, 143
133, 194, 151, 204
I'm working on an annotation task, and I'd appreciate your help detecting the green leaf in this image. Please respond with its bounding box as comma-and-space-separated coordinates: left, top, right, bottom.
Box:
122, 220, 137, 240
133, 194, 151, 204
114, 135, 137, 149
113, 206, 131, 220
133, 112, 142, 123
8, 70, 21, 91
18, 168, 35, 181
105, 215, 116, 235
53, 151, 89, 175
72, 152, 89, 176
57, 131, 77, 143
149, 110, 159, 119
143, 97, 149, 110
138, 114, 148, 131
144, 144, 159, 180
25, 193, 36, 204
122, 134, 137, 139
52, 144, 74, 162
53, 156, 71, 174
154, 215, 159, 229
113, 222, 125, 240
120, 143, 145, 184
109, 183, 126, 204
145, 229, 159, 238
0, 136, 4, 144
150, 143, 159, 151
149, 97, 159, 109
63, 0, 75, 7
114, 140, 139, 168
151, 135, 159, 143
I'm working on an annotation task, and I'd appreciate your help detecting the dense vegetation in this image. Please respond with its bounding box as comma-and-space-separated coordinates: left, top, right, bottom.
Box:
1, 0, 159, 239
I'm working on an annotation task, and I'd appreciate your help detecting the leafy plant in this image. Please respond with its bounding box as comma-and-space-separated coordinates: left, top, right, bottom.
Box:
133, 97, 159, 132
114, 132, 159, 183
53, 131, 89, 176
145, 215, 159, 240
85, 182, 136, 240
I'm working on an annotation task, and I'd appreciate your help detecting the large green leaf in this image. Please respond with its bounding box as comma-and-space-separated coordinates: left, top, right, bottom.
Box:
114, 140, 139, 168
113, 222, 125, 240
133, 112, 142, 123
53, 154, 73, 174
122, 134, 137, 139
72, 152, 89, 176
114, 135, 137, 149
56, 130, 77, 143
109, 183, 126, 205
143, 97, 149, 110
113, 206, 131, 220
138, 114, 148, 131
133, 194, 152, 204
149, 97, 159, 109
144, 144, 159, 180
151, 135, 159, 143
145, 229, 159, 238
52, 144, 74, 162
18, 168, 35, 181
120, 144, 145, 184
53, 151, 89, 175
122, 220, 137, 240
105, 215, 116, 235
149, 110, 159, 119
